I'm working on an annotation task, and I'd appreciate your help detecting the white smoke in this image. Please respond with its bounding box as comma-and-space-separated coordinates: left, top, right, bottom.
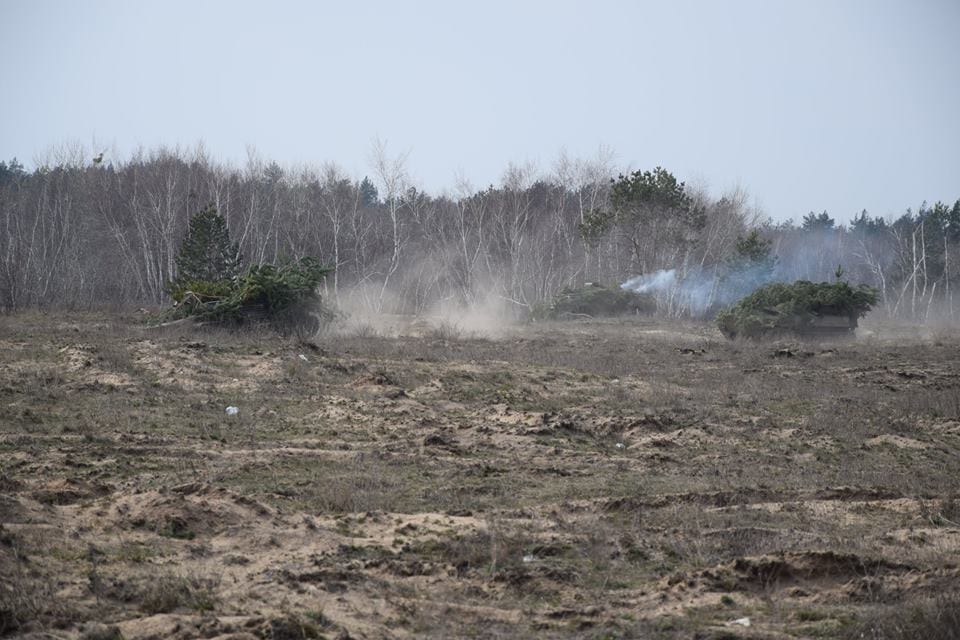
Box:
622, 264, 780, 317
621, 270, 678, 293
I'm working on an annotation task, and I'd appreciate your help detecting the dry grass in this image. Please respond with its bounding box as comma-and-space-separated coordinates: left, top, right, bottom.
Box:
0, 527, 77, 635
1, 312, 959, 638
136, 571, 220, 615
847, 594, 960, 639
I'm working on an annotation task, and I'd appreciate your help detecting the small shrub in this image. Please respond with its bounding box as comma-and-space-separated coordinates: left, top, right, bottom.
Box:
427, 320, 464, 341
846, 595, 960, 639
139, 572, 219, 614
79, 624, 124, 640
345, 321, 382, 339
265, 612, 328, 639
0, 569, 72, 634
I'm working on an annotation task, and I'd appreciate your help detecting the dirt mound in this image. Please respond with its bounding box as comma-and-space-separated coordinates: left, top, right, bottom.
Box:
812, 486, 904, 501
113, 613, 265, 640
110, 485, 273, 538
605, 487, 782, 512
0, 475, 24, 493
487, 405, 633, 439
59, 343, 137, 388
349, 371, 407, 398
0, 495, 35, 524
698, 551, 913, 593
350, 370, 398, 387
31, 478, 112, 505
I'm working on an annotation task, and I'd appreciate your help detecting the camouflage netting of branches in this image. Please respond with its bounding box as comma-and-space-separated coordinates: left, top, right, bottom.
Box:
533, 283, 656, 320
163, 257, 332, 335
716, 280, 879, 339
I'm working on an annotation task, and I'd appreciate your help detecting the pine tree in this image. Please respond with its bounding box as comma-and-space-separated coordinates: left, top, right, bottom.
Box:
359, 176, 379, 206
721, 229, 779, 303
173, 205, 241, 287
801, 211, 835, 231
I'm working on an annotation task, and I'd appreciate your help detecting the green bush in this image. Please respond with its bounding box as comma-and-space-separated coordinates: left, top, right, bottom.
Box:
716, 280, 879, 339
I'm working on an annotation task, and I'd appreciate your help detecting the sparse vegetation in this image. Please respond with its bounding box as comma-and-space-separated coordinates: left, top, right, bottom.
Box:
1, 313, 958, 638
846, 595, 960, 639
138, 572, 219, 615
0, 530, 75, 634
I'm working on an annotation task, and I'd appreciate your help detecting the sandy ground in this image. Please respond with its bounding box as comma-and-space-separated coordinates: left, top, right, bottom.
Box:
1, 313, 958, 639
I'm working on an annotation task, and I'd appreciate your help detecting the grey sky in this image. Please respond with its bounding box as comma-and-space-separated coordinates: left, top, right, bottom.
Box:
2, 0, 958, 222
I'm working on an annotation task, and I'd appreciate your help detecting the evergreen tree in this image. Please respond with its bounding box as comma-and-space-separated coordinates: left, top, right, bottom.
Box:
580, 166, 704, 272
0, 158, 26, 185
722, 229, 778, 301
850, 210, 887, 235
359, 176, 379, 206
801, 210, 835, 231
733, 229, 776, 266
173, 205, 241, 286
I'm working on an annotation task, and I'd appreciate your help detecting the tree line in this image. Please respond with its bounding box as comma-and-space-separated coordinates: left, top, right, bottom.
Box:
1, 146, 957, 321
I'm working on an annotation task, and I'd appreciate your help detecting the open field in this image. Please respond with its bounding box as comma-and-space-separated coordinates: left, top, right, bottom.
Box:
1, 313, 959, 639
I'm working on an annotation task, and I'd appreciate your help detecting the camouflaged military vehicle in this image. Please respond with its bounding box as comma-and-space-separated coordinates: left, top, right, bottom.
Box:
717, 281, 879, 340
535, 282, 656, 320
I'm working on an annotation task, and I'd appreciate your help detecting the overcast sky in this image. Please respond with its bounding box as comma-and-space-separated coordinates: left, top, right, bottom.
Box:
1, 0, 958, 222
